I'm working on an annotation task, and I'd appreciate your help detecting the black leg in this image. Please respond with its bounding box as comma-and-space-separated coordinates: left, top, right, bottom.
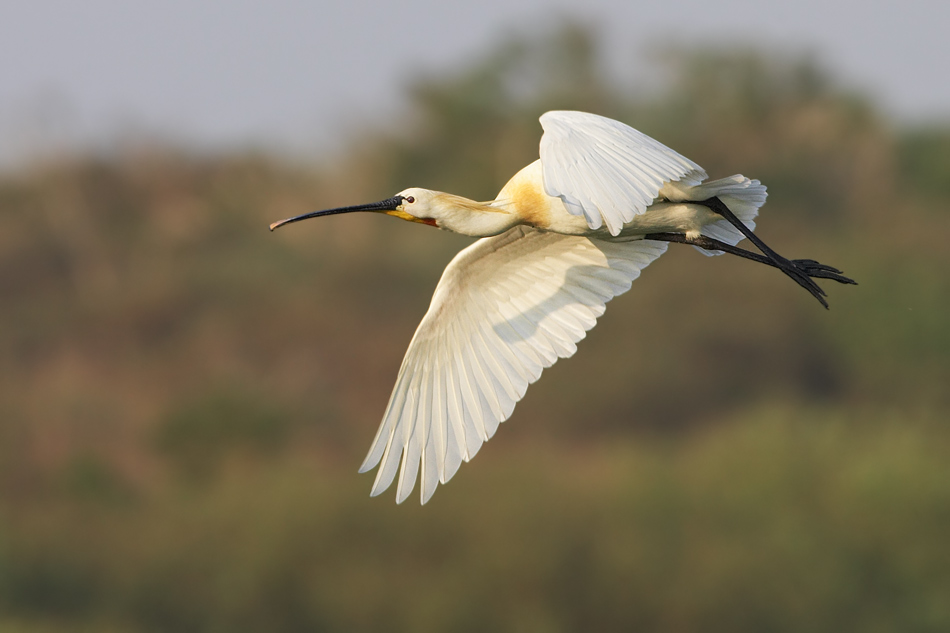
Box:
692, 197, 844, 308
644, 232, 857, 306
696, 198, 787, 262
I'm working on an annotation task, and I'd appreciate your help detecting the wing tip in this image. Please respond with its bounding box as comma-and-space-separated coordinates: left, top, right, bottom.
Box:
420, 485, 436, 505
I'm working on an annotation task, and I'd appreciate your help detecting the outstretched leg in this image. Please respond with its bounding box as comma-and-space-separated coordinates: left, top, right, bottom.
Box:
644, 232, 857, 307
692, 197, 850, 308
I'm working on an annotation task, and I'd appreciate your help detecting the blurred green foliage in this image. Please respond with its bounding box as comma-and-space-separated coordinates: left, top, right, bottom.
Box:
899, 129, 950, 199
1, 22, 948, 632
154, 386, 293, 480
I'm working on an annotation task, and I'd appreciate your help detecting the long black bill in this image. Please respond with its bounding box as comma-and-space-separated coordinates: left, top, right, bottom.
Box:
269, 195, 404, 231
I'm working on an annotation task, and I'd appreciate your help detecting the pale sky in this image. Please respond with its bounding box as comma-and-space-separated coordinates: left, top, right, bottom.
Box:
0, 0, 945, 166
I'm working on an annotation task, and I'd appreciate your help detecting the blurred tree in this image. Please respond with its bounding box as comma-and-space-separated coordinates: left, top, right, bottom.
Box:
377, 22, 615, 199
632, 48, 895, 225
0, 19, 947, 633
898, 127, 950, 200
155, 386, 292, 481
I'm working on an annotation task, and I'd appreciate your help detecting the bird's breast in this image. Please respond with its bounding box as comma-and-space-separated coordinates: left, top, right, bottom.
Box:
505, 179, 553, 228
495, 160, 587, 234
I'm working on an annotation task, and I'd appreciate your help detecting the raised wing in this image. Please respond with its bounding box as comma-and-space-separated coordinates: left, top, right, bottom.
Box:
359, 226, 668, 504
539, 110, 707, 236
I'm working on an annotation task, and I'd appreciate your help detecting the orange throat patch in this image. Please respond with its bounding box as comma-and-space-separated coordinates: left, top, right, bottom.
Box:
384, 210, 438, 227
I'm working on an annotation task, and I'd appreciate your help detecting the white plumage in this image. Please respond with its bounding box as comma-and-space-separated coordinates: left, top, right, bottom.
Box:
269, 110, 855, 504
360, 228, 668, 503
540, 111, 707, 235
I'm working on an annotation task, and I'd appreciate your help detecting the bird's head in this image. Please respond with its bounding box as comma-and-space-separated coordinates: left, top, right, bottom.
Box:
389, 188, 444, 227
270, 187, 518, 237
269, 188, 435, 232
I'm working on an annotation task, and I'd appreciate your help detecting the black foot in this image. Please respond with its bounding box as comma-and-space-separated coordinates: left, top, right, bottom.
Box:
643, 232, 856, 308
693, 197, 849, 309
769, 253, 830, 307
790, 259, 857, 286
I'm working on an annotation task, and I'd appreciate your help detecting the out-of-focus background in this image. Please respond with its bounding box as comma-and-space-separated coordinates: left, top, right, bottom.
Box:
2, 1, 949, 631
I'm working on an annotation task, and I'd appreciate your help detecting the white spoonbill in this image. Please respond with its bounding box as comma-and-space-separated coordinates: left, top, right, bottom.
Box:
270, 110, 855, 504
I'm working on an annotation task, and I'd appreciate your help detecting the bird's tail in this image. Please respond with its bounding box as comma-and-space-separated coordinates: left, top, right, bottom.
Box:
691, 175, 767, 256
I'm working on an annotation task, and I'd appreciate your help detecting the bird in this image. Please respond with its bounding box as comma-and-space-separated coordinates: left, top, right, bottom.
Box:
269, 110, 856, 504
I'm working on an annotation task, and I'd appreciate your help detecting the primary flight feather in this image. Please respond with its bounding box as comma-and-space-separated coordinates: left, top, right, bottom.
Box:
270, 110, 855, 504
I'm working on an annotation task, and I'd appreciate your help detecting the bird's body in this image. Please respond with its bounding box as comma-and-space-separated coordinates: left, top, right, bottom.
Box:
270, 111, 855, 504
440, 159, 721, 239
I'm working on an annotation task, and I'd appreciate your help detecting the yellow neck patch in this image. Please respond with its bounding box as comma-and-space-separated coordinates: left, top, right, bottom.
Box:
384, 209, 437, 227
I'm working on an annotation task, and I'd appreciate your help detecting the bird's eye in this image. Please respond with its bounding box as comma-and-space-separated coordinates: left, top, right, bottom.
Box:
405, 196, 415, 204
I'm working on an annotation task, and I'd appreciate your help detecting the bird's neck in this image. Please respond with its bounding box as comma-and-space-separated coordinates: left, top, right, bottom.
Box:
434, 193, 522, 237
